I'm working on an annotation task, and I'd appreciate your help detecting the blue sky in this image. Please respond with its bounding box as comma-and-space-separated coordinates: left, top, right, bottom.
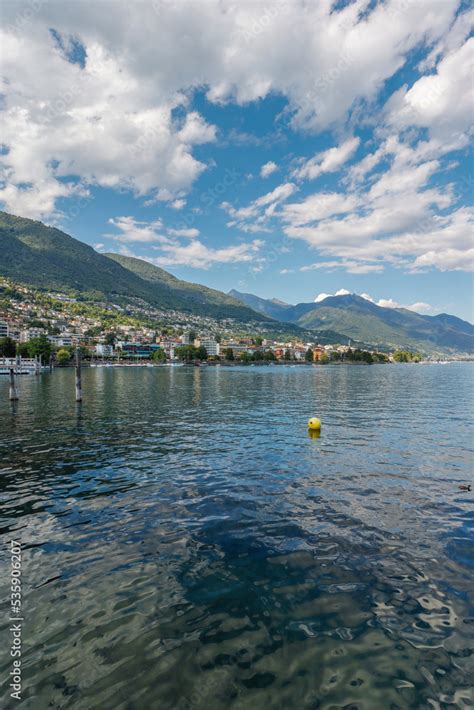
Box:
1, 0, 473, 320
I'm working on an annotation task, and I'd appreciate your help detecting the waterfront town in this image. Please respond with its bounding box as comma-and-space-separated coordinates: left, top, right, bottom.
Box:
0, 279, 420, 367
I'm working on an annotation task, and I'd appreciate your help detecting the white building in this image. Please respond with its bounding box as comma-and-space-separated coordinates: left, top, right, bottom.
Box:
95, 344, 114, 357
20, 327, 47, 342
160, 338, 181, 359
48, 333, 75, 347
0, 321, 8, 337
199, 339, 220, 356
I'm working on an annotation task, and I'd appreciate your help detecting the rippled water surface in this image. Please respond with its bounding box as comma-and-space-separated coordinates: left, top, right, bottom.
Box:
1, 363, 473, 709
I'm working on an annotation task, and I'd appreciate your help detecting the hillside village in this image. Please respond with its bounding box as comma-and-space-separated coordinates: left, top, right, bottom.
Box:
0, 278, 399, 364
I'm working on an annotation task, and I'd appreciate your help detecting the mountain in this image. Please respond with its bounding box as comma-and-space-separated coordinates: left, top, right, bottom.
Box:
105, 253, 272, 320
231, 291, 474, 354
0, 211, 269, 322
228, 289, 293, 320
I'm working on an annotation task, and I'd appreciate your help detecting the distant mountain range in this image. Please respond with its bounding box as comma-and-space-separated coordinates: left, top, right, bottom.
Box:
0, 211, 472, 354
229, 290, 474, 355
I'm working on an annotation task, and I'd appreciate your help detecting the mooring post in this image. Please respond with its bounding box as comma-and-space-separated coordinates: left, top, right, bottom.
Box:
75, 348, 82, 402
9, 367, 18, 401
49, 354, 53, 373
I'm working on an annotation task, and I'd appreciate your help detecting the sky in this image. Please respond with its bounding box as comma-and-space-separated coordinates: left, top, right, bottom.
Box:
1, 0, 473, 321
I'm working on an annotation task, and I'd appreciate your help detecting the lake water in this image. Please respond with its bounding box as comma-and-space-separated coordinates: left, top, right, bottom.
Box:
0, 363, 473, 709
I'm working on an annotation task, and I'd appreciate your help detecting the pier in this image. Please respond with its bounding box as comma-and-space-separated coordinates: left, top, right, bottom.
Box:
0, 357, 49, 375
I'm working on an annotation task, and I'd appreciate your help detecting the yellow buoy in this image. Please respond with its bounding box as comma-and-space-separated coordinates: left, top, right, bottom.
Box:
308, 417, 321, 431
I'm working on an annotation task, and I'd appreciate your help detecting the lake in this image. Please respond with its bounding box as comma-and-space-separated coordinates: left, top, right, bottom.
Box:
0, 363, 473, 709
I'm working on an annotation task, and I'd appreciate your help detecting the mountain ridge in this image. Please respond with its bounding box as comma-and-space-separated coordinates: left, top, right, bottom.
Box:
1, 210, 472, 354
0, 211, 271, 322
230, 290, 474, 354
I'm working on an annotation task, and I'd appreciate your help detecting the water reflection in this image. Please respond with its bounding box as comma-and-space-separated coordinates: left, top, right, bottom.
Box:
0, 364, 473, 709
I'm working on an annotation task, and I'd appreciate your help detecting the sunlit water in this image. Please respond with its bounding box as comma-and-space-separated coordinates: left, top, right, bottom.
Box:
0, 363, 473, 709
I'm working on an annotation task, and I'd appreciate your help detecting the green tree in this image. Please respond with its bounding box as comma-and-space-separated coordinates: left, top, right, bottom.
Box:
284, 348, 292, 361
196, 346, 208, 361
56, 348, 72, 366
105, 332, 117, 346
175, 345, 201, 361
223, 347, 235, 361
0, 336, 16, 357
305, 348, 313, 362
393, 350, 421, 363
239, 351, 252, 364
319, 353, 330, 364
17, 342, 30, 358
26, 335, 52, 360
264, 350, 276, 361
152, 348, 167, 362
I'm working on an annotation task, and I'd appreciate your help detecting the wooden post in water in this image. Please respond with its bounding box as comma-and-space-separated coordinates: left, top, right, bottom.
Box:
9, 367, 18, 401
49, 354, 53, 373
75, 348, 82, 402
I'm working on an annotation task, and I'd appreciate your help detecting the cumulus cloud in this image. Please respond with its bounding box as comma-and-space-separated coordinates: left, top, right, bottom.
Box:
170, 199, 186, 210
0, 0, 461, 218
314, 288, 350, 302
221, 181, 297, 231
361, 292, 435, 313
260, 161, 278, 178
386, 37, 474, 139
315, 290, 436, 313
150, 239, 263, 269
107, 217, 166, 243
283, 131, 473, 273
292, 137, 360, 181
108, 215, 262, 268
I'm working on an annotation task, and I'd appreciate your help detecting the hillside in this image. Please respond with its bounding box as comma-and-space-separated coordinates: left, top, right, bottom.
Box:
228, 289, 293, 320
0, 212, 268, 322
106, 253, 262, 319
232, 291, 474, 355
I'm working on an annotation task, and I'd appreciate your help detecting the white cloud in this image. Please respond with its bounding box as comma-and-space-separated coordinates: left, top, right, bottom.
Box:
314, 290, 436, 313
107, 216, 167, 243
150, 238, 263, 269
254, 182, 297, 208
314, 292, 333, 303
221, 181, 297, 231
170, 199, 186, 210
0, 0, 460, 216
292, 137, 360, 181
314, 289, 351, 303
386, 37, 474, 140
108, 215, 262, 268
283, 134, 473, 273
0, 24, 216, 218
260, 161, 278, 178
413, 247, 474, 272
281, 192, 357, 226
167, 227, 200, 238
376, 298, 435, 313
359, 292, 436, 313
